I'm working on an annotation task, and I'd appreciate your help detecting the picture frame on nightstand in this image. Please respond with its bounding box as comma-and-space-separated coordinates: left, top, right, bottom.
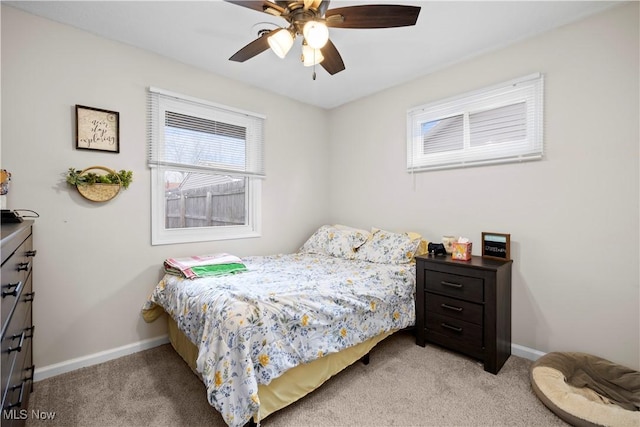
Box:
481, 232, 511, 260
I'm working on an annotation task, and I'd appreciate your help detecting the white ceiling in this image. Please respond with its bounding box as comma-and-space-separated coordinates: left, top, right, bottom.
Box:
6, 1, 621, 109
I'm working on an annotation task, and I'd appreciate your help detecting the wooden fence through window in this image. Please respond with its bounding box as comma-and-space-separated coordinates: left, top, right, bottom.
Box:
166, 180, 245, 228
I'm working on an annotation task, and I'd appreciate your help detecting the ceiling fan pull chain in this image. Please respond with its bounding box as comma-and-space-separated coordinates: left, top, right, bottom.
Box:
312, 49, 317, 80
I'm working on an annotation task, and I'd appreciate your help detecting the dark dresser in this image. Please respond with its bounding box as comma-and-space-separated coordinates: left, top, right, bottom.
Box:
415, 254, 512, 374
1, 220, 36, 425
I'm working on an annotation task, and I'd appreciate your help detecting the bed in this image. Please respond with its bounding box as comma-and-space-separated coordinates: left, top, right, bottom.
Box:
142, 225, 425, 427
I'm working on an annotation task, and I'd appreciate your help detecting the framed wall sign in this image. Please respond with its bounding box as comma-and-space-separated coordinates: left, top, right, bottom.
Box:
76, 105, 119, 153
482, 232, 511, 260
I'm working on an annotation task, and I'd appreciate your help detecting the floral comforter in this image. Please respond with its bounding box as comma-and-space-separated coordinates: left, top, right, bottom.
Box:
142, 253, 416, 427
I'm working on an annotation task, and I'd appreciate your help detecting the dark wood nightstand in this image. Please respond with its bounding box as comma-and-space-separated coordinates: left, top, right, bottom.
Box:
415, 254, 512, 374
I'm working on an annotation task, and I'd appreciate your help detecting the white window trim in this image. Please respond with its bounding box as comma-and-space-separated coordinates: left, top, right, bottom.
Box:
150, 168, 261, 245
148, 87, 264, 245
407, 73, 544, 172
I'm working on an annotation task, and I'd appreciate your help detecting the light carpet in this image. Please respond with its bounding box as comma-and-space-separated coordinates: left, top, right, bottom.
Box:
26, 330, 565, 426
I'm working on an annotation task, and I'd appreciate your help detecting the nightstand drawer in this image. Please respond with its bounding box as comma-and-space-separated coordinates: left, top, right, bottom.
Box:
425, 293, 483, 325
424, 270, 484, 303
426, 313, 483, 348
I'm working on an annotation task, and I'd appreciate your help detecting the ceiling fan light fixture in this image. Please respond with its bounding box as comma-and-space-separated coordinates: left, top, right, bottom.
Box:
228, 2, 421, 76
302, 20, 329, 49
264, 7, 280, 16
267, 29, 294, 59
302, 43, 324, 66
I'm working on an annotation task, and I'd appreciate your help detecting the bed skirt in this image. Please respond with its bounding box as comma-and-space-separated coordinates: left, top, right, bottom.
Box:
166, 315, 393, 422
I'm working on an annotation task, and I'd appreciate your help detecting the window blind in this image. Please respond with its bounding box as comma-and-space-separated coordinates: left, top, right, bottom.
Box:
148, 87, 265, 178
469, 102, 527, 147
422, 114, 464, 154
407, 73, 543, 172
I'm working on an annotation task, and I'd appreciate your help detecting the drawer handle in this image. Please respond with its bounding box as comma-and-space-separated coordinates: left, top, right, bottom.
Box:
7, 326, 34, 354
441, 281, 463, 289
25, 365, 35, 382
441, 323, 463, 333
26, 250, 37, 257
1, 281, 22, 298
4, 380, 26, 409
17, 261, 31, 272
441, 303, 463, 312
7, 330, 26, 353
24, 291, 35, 302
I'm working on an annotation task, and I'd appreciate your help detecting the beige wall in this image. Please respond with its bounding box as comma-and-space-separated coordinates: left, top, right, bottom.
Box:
2, 2, 638, 373
1, 6, 330, 369
328, 3, 639, 369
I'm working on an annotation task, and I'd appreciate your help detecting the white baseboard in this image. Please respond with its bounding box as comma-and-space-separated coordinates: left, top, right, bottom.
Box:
34, 335, 169, 382
512, 343, 546, 361
34, 336, 544, 382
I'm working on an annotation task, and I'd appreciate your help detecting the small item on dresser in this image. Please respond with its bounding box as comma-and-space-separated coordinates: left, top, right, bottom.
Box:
1, 210, 23, 223
0, 169, 11, 195
427, 242, 447, 256
481, 232, 511, 260
442, 235, 458, 254
451, 237, 472, 260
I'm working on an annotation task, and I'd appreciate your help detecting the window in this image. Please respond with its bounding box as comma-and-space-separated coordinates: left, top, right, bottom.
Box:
407, 73, 543, 172
148, 87, 265, 245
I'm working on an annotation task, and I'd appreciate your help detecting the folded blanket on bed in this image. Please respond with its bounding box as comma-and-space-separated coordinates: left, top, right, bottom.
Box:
164, 253, 247, 279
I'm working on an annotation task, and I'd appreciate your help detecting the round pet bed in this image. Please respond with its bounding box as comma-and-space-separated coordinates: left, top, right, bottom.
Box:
530, 352, 639, 427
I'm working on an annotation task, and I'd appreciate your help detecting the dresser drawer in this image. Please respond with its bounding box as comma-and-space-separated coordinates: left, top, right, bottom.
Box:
2, 336, 33, 418
1, 344, 17, 410
1, 269, 24, 338
425, 293, 483, 325
2, 274, 33, 349
424, 270, 484, 303
1, 235, 33, 337
0, 226, 31, 266
426, 312, 483, 349
1, 283, 33, 404
1, 327, 33, 410
1, 326, 34, 411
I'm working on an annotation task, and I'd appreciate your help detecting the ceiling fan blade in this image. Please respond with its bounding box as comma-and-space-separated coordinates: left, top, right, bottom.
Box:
229, 30, 275, 62
224, 1, 285, 16
319, 39, 345, 75
318, 0, 331, 16
325, 5, 420, 29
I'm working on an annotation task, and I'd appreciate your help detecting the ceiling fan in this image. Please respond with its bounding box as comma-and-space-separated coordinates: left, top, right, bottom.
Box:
226, 0, 421, 77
